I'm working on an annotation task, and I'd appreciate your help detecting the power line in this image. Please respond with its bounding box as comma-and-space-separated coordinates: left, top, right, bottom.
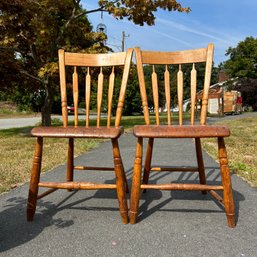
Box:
106, 43, 122, 51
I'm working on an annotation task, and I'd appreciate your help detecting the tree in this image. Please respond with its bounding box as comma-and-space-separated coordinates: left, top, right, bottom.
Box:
122, 66, 142, 115
222, 37, 257, 110
232, 78, 257, 111
0, 0, 190, 125
223, 37, 257, 78
0, 0, 108, 125
84, 1, 190, 26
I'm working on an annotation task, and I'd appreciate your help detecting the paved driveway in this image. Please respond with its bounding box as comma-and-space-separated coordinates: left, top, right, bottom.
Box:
0, 116, 42, 129
0, 131, 257, 256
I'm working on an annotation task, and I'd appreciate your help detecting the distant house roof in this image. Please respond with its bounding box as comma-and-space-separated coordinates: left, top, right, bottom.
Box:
197, 87, 223, 99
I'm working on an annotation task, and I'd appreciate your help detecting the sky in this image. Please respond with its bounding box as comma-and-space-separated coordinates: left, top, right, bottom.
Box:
82, 1, 257, 66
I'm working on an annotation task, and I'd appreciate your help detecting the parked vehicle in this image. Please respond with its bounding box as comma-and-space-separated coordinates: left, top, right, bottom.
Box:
67, 106, 86, 114
67, 106, 75, 114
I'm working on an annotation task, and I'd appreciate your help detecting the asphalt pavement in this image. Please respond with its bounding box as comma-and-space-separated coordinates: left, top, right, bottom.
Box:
0, 116, 42, 129
0, 114, 102, 129
1, 125, 257, 256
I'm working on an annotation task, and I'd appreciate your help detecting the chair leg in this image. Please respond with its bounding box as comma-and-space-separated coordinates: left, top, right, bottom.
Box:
27, 137, 43, 221
218, 137, 236, 228
142, 138, 154, 193
67, 138, 74, 191
120, 157, 129, 193
111, 139, 129, 224
195, 138, 207, 194
130, 137, 143, 224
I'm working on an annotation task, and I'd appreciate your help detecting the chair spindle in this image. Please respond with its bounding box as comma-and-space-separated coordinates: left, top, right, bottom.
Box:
164, 65, 171, 125
107, 66, 115, 128
177, 64, 183, 126
85, 67, 91, 128
190, 63, 197, 125
97, 67, 104, 128
73, 66, 79, 127
152, 65, 160, 125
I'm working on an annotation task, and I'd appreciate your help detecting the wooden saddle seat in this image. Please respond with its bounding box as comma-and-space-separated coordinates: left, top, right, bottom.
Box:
27, 48, 133, 224
130, 44, 236, 228
31, 126, 124, 139
133, 125, 230, 138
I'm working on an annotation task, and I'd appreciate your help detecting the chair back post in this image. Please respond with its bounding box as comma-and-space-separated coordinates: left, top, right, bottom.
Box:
115, 48, 133, 127
200, 43, 214, 125
134, 47, 151, 125
58, 49, 68, 127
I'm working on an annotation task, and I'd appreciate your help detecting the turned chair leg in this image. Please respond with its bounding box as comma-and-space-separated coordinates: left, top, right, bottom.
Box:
112, 139, 129, 224
142, 138, 154, 193
120, 158, 129, 194
27, 137, 43, 221
67, 138, 74, 191
218, 137, 236, 228
195, 138, 207, 194
130, 137, 143, 224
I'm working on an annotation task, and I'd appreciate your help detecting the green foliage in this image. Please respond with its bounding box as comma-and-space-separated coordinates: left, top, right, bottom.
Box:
223, 37, 257, 78
98, 0, 190, 26
0, 0, 108, 124
123, 67, 142, 115
221, 37, 257, 110
232, 78, 257, 111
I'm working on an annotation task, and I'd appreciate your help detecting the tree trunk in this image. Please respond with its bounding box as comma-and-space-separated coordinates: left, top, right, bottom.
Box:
41, 81, 53, 126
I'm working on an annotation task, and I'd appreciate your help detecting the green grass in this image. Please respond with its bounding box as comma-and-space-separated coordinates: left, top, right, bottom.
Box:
0, 108, 39, 119
120, 112, 190, 128
0, 126, 100, 194
202, 117, 257, 187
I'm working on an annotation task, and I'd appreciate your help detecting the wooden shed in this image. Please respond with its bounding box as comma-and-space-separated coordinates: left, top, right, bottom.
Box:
197, 87, 224, 116
223, 90, 242, 114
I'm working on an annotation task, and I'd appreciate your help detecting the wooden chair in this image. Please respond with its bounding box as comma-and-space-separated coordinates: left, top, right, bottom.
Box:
27, 48, 133, 224
130, 44, 236, 227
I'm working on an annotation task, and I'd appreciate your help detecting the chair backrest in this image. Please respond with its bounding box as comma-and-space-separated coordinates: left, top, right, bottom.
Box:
134, 44, 214, 125
58, 49, 133, 128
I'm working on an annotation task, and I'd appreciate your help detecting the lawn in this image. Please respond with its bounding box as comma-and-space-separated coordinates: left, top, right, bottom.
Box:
0, 127, 99, 194
0, 102, 39, 119
202, 116, 257, 187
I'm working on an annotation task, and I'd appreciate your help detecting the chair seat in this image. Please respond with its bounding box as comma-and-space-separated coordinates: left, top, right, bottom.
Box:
133, 125, 230, 138
31, 126, 124, 139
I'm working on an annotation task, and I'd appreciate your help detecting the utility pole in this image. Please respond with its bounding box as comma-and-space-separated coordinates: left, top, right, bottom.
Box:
121, 31, 129, 51
122, 31, 125, 51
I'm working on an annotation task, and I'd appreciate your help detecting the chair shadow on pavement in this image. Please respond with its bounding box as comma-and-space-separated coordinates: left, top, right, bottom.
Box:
0, 194, 72, 252
133, 167, 245, 224
0, 186, 121, 253
0, 166, 245, 252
